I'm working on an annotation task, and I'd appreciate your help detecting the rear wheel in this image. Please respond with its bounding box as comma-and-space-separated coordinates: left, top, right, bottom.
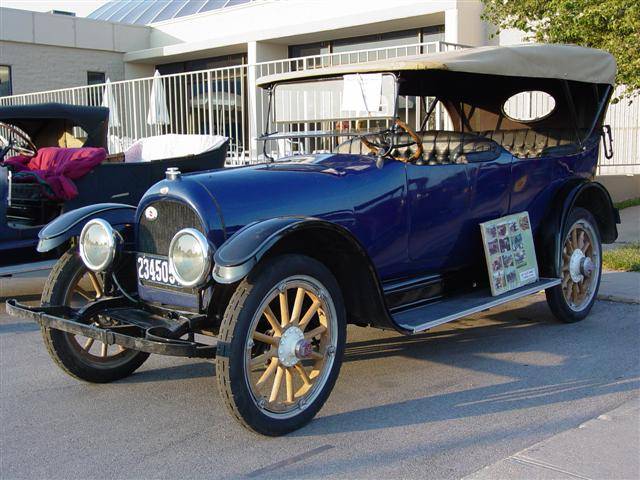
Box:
546, 207, 602, 323
41, 250, 149, 383
216, 254, 346, 436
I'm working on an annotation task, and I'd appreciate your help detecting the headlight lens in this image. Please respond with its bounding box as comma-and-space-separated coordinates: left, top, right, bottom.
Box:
79, 219, 116, 272
168, 228, 211, 287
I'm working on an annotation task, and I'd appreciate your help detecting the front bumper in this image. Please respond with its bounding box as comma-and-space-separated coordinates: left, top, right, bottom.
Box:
5, 298, 217, 358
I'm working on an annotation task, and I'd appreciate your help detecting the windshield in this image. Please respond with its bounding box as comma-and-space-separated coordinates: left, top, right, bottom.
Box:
273, 73, 397, 123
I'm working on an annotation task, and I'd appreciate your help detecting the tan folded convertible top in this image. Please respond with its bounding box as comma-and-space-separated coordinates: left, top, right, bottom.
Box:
257, 44, 616, 87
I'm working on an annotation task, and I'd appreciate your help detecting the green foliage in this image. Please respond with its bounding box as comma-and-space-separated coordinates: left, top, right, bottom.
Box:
481, 0, 640, 101
603, 243, 640, 271
614, 197, 640, 210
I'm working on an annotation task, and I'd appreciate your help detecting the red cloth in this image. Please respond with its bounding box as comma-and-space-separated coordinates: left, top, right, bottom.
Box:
5, 147, 106, 200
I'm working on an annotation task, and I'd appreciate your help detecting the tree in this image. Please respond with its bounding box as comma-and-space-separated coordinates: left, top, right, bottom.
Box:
481, 0, 639, 101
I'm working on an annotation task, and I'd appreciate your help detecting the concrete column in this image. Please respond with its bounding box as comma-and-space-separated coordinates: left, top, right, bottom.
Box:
444, 1, 486, 46
247, 40, 288, 159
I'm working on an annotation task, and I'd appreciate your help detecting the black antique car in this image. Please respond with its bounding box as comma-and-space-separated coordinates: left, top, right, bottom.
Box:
7, 45, 620, 435
0, 103, 228, 274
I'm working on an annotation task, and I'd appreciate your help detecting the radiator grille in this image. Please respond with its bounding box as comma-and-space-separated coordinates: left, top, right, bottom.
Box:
138, 200, 204, 256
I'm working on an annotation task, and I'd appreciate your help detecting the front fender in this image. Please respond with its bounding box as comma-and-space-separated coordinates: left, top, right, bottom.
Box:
37, 203, 136, 253
212, 217, 321, 283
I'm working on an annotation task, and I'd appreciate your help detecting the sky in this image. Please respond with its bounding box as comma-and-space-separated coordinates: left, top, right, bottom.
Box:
0, 0, 107, 17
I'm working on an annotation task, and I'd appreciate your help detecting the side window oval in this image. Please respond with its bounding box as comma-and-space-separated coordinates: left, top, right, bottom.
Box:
502, 91, 556, 123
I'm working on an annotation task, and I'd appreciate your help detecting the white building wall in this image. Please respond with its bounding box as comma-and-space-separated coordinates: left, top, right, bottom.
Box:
0, 41, 126, 94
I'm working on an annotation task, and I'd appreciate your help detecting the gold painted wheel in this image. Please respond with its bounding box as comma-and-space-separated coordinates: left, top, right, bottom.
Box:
65, 269, 127, 361
245, 276, 338, 417
560, 218, 601, 312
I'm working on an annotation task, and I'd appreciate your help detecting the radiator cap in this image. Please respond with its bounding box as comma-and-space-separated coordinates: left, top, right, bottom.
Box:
165, 167, 181, 180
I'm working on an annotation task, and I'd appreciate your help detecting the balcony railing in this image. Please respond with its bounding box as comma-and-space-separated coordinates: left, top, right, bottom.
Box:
0, 41, 637, 174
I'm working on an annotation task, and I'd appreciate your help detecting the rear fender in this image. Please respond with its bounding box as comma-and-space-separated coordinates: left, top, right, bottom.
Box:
537, 180, 619, 276
37, 203, 136, 253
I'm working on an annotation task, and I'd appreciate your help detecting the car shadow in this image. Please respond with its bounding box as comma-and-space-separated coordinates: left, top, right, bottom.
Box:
290, 301, 639, 436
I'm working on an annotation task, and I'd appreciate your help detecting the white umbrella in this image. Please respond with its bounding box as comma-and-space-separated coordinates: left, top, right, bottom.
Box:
147, 70, 170, 126
101, 77, 120, 128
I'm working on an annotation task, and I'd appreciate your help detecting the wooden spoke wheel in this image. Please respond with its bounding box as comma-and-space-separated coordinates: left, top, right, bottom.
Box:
546, 207, 602, 323
65, 268, 129, 362
40, 250, 149, 383
216, 254, 346, 435
560, 218, 600, 311
245, 277, 337, 416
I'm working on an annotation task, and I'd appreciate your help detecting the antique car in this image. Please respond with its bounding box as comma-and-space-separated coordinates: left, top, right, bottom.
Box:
7, 45, 619, 435
0, 103, 228, 274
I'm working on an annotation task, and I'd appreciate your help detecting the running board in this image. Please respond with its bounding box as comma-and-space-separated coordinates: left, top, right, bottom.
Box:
0, 260, 57, 278
393, 278, 561, 334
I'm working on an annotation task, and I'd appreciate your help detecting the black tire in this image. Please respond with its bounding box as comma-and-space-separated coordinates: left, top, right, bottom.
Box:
546, 207, 602, 323
216, 254, 346, 436
41, 250, 149, 383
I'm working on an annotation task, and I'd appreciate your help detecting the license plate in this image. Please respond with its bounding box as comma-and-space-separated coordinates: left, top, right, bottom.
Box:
137, 255, 178, 287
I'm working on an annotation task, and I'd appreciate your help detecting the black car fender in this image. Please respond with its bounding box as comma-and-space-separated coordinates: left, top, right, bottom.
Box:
537, 179, 619, 276
37, 203, 136, 253
212, 216, 395, 329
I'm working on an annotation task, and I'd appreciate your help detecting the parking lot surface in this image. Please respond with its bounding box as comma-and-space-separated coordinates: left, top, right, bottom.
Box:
1, 279, 639, 479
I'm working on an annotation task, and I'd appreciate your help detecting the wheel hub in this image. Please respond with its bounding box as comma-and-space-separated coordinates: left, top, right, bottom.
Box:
569, 248, 586, 283
277, 326, 305, 367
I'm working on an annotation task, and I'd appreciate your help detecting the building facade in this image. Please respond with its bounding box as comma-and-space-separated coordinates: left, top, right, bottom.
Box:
0, 0, 637, 191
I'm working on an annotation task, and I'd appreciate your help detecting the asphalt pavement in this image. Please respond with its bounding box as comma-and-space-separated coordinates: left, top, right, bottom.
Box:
1, 282, 638, 479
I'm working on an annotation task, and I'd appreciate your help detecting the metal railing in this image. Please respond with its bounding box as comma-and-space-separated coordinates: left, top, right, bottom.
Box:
1, 40, 637, 174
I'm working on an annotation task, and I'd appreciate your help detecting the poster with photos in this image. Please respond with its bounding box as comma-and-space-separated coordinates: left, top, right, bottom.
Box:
480, 211, 539, 296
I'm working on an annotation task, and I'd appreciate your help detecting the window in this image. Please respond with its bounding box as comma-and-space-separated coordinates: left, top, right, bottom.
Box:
87, 71, 105, 86
421, 25, 445, 44
0, 65, 12, 97
503, 91, 557, 123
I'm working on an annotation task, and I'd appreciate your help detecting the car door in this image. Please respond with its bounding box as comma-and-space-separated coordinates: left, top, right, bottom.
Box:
406, 160, 472, 274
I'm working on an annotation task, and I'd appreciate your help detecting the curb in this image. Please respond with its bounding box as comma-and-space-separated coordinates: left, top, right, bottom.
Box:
597, 294, 640, 305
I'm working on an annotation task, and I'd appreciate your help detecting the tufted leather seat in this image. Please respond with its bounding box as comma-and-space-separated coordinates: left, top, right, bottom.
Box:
477, 129, 580, 158
335, 131, 495, 165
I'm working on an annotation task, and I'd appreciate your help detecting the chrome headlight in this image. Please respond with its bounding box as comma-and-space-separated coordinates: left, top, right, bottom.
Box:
79, 219, 117, 272
168, 228, 211, 287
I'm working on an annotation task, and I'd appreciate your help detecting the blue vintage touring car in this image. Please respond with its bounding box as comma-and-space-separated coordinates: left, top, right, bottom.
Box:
7, 44, 619, 435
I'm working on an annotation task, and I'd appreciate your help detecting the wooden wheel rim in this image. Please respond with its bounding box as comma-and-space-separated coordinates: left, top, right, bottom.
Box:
244, 275, 338, 418
63, 267, 128, 363
561, 219, 600, 312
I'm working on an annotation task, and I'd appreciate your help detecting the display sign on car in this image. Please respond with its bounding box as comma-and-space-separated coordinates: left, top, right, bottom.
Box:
480, 212, 539, 296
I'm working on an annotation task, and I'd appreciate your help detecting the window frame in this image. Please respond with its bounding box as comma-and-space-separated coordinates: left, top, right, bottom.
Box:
87, 71, 106, 86
0, 65, 13, 97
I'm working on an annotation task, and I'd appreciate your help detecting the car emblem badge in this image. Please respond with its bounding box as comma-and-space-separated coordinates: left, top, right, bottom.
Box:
145, 206, 158, 221
160, 187, 169, 195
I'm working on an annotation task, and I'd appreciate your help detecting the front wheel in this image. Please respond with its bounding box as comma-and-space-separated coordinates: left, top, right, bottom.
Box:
546, 207, 602, 323
41, 250, 149, 383
216, 254, 346, 436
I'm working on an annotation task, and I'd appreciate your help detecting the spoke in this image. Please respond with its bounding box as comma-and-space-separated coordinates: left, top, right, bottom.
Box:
279, 291, 290, 327
82, 337, 94, 351
298, 299, 321, 331
263, 306, 282, 336
578, 230, 586, 250
309, 350, 324, 361
250, 349, 276, 367
269, 366, 284, 403
304, 325, 327, 340
253, 331, 279, 347
285, 368, 294, 403
290, 288, 306, 326
257, 358, 279, 387
562, 275, 571, 288
294, 363, 312, 386
74, 287, 94, 301
87, 272, 103, 298
571, 228, 578, 250
100, 342, 108, 357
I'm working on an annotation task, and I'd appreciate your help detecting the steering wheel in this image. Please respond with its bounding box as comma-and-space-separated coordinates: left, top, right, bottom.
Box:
0, 122, 37, 158
359, 119, 423, 163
